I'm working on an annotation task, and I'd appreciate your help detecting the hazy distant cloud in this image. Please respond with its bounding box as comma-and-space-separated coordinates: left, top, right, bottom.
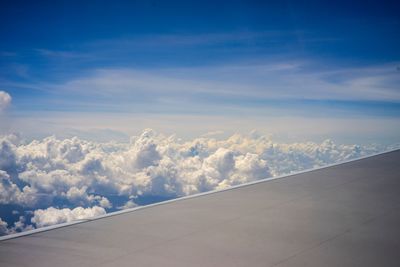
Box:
31, 206, 106, 228
202, 130, 224, 137
0, 91, 11, 111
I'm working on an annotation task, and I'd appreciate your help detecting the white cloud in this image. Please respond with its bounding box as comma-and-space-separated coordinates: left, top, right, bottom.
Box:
2, 129, 394, 205
117, 200, 137, 210
0, 170, 38, 207
62, 186, 111, 208
0, 218, 9, 236
2, 130, 395, 204
10, 216, 34, 233
0, 129, 397, 235
0, 91, 11, 112
31, 206, 106, 228
0, 135, 18, 170
0, 216, 33, 236
98, 196, 112, 208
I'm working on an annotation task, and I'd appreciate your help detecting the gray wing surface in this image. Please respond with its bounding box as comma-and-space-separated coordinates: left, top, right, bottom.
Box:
1, 150, 399, 267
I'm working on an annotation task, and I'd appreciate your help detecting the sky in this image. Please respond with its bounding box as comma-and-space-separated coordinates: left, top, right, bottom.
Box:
1, 0, 400, 236
0, 0, 400, 143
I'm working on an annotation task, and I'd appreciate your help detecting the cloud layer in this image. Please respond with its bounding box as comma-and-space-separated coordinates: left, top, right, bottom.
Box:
0, 129, 396, 235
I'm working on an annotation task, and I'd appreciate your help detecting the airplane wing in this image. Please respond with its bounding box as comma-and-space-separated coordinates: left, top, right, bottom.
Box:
1, 150, 399, 266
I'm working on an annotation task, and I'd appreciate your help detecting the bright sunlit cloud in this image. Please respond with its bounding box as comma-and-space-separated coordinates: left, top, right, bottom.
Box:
0, 129, 397, 234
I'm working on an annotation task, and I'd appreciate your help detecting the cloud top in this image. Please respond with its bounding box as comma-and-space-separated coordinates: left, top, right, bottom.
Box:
31, 206, 106, 228
0, 129, 397, 235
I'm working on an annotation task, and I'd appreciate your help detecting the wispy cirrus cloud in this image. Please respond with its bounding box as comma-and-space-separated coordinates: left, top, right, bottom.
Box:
2, 60, 400, 141
49, 61, 400, 105
35, 49, 91, 59
27, 31, 342, 74
0, 51, 17, 57
86, 31, 337, 48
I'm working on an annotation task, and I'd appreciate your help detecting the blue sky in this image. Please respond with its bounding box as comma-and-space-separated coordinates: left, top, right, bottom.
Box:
0, 0, 399, 143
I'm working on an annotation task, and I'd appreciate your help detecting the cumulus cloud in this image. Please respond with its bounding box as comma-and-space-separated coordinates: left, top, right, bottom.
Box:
0, 216, 33, 236
0, 128, 396, 235
10, 216, 34, 233
31, 206, 106, 228
0, 91, 11, 111
0, 170, 38, 207
0, 134, 18, 171
62, 186, 112, 208
117, 200, 138, 210
0, 218, 9, 236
